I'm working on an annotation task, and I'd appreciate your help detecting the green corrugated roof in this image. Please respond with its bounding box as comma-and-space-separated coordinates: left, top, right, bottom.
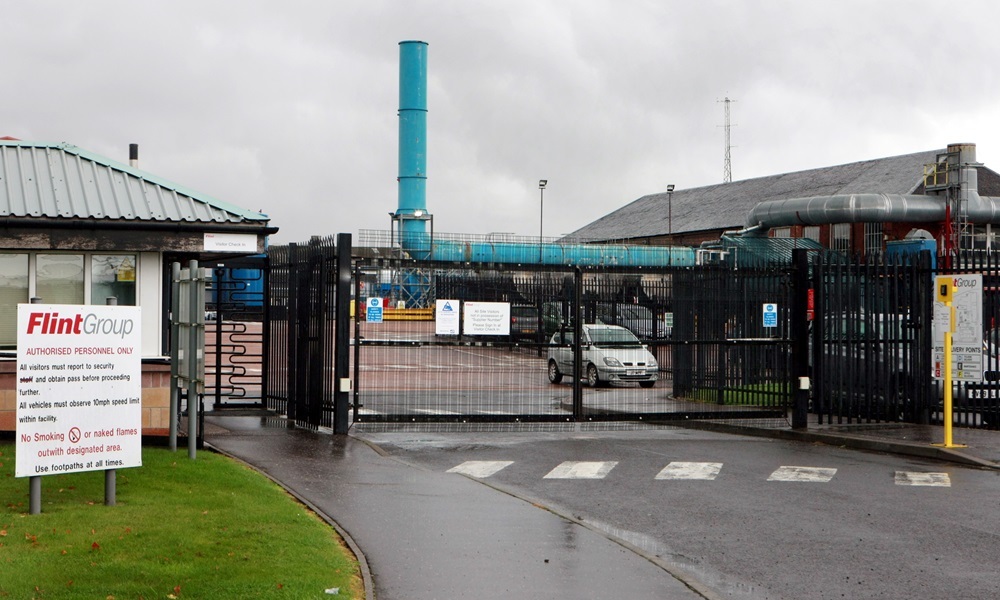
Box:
0, 140, 270, 225
717, 234, 823, 266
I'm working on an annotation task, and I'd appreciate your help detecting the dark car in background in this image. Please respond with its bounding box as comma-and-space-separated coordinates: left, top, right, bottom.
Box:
542, 302, 569, 337
596, 303, 670, 340
510, 305, 540, 342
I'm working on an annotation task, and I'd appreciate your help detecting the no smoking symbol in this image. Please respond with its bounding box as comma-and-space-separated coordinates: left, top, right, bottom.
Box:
68, 427, 82, 443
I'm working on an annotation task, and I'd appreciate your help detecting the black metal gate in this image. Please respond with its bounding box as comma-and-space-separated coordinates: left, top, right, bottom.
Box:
264, 235, 352, 431
809, 250, 933, 425
350, 258, 794, 425
256, 237, 1000, 431
204, 255, 267, 410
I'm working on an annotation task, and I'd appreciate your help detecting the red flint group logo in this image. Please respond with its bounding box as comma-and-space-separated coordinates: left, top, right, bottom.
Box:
25, 312, 135, 339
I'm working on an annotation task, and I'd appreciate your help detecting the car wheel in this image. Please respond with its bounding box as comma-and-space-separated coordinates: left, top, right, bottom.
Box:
547, 360, 563, 384
587, 364, 601, 387
639, 380, 655, 389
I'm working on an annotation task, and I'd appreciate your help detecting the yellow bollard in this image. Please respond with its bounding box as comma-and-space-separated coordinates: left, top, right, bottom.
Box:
934, 285, 966, 449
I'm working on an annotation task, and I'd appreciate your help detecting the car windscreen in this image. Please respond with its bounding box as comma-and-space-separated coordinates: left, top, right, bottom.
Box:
589, 328, 642, 347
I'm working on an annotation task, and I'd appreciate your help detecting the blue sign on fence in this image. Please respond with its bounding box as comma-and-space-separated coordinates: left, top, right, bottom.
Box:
762, 303, 778, 328
366, 297, 383, 323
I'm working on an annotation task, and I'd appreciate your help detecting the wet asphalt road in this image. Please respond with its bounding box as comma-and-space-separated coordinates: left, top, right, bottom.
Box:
206, 418, 712, 600
357, 425, 1000, 600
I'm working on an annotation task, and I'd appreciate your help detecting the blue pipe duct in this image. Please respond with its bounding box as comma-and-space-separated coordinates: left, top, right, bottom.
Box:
397, 233, 695, 266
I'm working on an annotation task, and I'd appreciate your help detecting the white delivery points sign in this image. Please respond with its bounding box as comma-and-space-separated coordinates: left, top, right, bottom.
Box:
464, 302, 511, 336
436, 299, 460, 335
933, 274, 983, 381
16, 304, 143, 478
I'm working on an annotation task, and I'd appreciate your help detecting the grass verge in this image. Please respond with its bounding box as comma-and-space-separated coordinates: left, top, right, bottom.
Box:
0, 443, 361, 599
687, 382, 791, 405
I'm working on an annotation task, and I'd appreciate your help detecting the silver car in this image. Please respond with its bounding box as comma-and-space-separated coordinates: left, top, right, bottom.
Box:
547, 324, 658, 388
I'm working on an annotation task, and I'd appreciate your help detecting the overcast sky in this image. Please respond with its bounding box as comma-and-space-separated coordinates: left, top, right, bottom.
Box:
4, 1, 999, 244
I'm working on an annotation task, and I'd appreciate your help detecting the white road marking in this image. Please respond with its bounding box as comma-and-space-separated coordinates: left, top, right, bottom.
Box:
544, 461, 618, 479
895, 471, 951, 487
656, 462, 723, 480
412, 408, 460, 415
767, 466, 837, 482
447, 461, 514, 478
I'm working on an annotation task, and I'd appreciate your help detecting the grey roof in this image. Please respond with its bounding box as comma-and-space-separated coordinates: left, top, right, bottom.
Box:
570, 149, 944, 241
0, 141, 269, 225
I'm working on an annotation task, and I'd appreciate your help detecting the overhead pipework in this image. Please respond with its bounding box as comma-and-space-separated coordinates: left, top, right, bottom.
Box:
744, 143, 1000, 236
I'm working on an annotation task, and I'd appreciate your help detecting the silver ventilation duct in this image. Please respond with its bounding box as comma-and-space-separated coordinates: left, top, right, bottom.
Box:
745, 143, 1000, 231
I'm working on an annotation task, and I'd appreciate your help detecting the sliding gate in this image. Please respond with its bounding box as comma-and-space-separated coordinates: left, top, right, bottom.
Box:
352, 258, 794, 425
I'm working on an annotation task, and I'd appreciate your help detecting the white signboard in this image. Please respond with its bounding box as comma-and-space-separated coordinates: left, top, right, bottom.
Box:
16, 304, 143, 478
435, 299, 460, 335
203, 232, 258, 253
464, 302, 511, 336
933, 274, 983, 381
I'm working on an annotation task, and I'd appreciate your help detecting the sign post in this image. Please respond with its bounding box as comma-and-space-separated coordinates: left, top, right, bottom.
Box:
16, 302, 143, 513
933, 274, 980, 448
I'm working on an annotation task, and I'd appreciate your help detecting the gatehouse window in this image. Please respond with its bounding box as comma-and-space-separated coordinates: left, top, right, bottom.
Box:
0, 252, 140, 350
0, 254, 28, 349
92, 255, 137, 305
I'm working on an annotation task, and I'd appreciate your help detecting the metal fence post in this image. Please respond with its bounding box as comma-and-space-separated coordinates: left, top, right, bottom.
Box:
212, 267, 224, 410
286, 244, 299, 422
352, 262, 362, 423
169, 263, 180, 451
333, 233, 352, 434
105, 296, 118, 506
572, 268, 583, 419
28, 296, 42, 514
188, 260, 200, 460
791, 249, 811, 429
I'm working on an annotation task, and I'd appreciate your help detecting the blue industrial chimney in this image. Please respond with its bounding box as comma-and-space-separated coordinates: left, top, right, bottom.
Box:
392, 40, 695, 268
398, 41, 429, 256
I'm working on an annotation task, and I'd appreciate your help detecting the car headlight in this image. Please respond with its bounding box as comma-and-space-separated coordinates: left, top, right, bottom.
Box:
649, 360, 658, 369
604, 357, 623, 367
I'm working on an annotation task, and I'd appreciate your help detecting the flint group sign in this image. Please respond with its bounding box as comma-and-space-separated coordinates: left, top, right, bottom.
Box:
15, 304, 143, 478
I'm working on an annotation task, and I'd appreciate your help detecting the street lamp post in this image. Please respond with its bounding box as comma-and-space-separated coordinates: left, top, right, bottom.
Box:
667, 184, 675, 235
538, 180, 547, 261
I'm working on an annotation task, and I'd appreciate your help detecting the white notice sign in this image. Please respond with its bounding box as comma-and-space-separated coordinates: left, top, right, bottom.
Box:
436, 299, 460, 335
933, 274, 984, 381
204, 232, 257, 252
464, 302, 511, 336
16, 304, 143, 478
